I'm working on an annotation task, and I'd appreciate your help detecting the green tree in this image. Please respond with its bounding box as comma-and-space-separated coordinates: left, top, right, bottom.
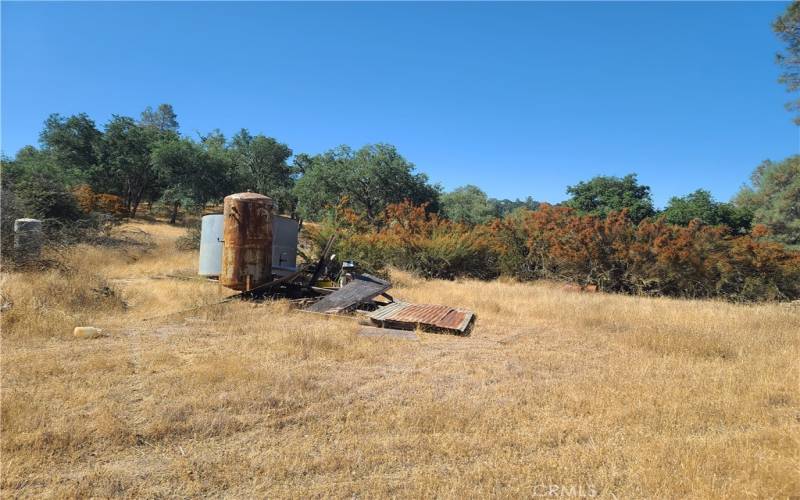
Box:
293, 144, 440, 223
736, 156, 800, 246
199, 129, 237, 196
39, 113, 102, 176
229, 129, 295, 213
774, 1, 800, 124
140, 104, 179, 133
152, 139, 229, 223
199, 129, 227, 152
441, 185, 496, 225
565, 173, 655, 223
662, 189, 752, 233
1, 152, 84, 226
0, 156, 21, 255
95, 116, 163, 216
491, 197, 540, 218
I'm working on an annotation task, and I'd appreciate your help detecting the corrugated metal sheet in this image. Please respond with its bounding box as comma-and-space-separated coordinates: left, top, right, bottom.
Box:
367, 301, 475, 335
305, 274, 391, 314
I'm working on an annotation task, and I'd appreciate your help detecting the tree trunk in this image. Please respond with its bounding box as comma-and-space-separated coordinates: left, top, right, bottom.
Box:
130, 186, 145, 219
130, 198, 139, 218
170, 201, 180, 224
125, 184, 133, 216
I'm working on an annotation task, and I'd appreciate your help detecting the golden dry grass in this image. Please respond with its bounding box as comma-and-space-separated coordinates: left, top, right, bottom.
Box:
1, 220, 798, 498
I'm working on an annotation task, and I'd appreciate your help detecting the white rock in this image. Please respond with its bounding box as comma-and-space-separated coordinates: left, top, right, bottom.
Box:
73, 327, 104, 339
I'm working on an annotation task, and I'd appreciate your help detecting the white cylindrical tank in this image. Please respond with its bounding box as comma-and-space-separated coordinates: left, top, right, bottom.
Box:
198, 214, 224, 277
272, 215, 299, 277
14, 218, 43, 262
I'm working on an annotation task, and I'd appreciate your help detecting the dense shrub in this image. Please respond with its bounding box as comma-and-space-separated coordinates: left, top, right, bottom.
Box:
490, 205, 800, 301
176, 217, 202, 250
377, 202, 497, 279
1, 176, 23, 259
10, 166, 85, 222
72, 184, 96, 213
311, 199, 496, 279
1, 172, 120, 265
72, 185, 127, 216
320, 201, 800, 301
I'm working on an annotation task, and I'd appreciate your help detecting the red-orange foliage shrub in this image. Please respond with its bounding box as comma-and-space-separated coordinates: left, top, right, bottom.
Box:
72, 184, 96, 213
377, 202, 496, 279
319, 201, 800, 300
71, 185, 127, 216
490, 204, 800, 300
314, 199, 496, 279
94, 194, 126, 216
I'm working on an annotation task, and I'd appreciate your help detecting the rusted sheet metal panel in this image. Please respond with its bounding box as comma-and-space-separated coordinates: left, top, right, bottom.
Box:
304, 274, 390, 314
220, 192, 274, 291
368, 301, 475, 335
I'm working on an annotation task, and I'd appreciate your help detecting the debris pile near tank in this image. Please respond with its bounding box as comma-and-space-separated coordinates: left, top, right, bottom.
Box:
235, 269, 475, 336
302, 274, 475, 335
201, 191, 476, 337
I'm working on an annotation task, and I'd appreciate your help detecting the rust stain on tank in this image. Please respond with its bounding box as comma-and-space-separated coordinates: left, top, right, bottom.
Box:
220, 192, 273, 291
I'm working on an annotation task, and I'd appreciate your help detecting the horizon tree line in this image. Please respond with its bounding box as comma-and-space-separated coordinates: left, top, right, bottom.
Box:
1, 102, 797, 247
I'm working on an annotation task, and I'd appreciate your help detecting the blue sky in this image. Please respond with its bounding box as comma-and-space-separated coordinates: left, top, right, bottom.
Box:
2, 1, 798, 207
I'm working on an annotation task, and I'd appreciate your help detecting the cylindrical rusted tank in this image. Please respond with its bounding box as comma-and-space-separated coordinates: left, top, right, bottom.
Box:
220, 192, 273, 291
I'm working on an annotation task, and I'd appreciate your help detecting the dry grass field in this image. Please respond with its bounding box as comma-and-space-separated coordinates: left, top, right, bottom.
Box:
1, 220, 798, 498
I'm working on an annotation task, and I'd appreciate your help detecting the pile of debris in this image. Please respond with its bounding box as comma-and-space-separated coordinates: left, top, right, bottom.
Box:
224, 255, 475, 336
203, 192, 475, 337
305, 273, 475, 336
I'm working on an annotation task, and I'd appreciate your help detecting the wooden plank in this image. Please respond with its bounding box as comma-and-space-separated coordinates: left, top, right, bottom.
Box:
304, 274, 390, 314
306, 235, 336, 287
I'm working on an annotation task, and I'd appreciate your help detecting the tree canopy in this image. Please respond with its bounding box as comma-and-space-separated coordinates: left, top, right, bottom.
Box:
565, 173, 655, 223
39, 113, 101, 177
440, 185, 496, 225
736, 156, 800, 246
774, 1, 800, 124
229, 130, 295, 213
7, 103, 798, 256
94, 115, 166, 216
491, 197, 540, 218
293, 144, 441, 222
140, 104, 179, 133
152, 139, 231, 223
662, 189, 752, 233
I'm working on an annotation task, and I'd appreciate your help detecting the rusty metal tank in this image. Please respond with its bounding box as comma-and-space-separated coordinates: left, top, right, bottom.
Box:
220, 192, 274, 291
